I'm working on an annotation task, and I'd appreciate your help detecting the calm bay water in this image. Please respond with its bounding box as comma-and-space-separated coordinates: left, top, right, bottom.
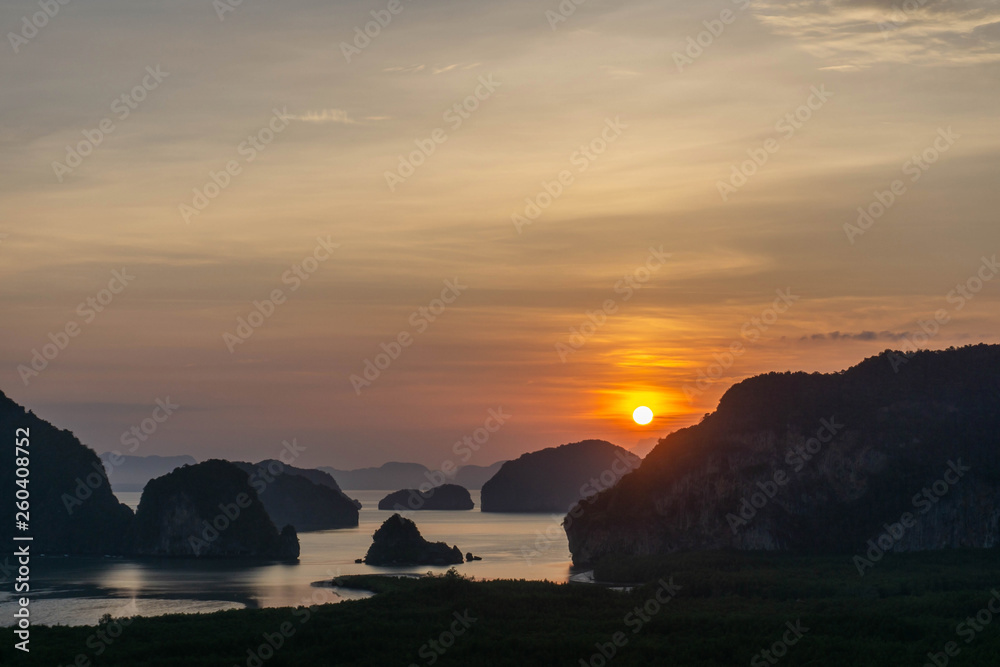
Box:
1, 490, 579, 627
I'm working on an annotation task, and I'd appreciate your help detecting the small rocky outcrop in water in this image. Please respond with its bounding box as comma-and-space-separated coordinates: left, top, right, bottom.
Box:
480, 440, 641, 512
565, 345, 1000, 566
363, 514, 464, 565
134, 459, 299, 560
378, 484, 474, 511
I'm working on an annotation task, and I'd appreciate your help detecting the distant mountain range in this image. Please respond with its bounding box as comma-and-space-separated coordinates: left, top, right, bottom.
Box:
100, 453, 197, 492
320, 460, 506, 490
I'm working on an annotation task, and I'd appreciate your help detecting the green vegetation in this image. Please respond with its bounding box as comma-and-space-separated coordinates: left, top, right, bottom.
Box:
4, 550, 1000, 666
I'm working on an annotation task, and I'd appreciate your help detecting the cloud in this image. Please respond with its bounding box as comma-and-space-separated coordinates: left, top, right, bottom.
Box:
601, 65, 641, 78
753, 0, 1000, 67
383, 64, 426, 73
802, 330, 912, 341
433, 62, 482, 74
288, 109, 358, 124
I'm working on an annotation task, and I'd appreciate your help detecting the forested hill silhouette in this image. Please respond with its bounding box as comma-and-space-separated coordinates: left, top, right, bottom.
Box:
566, 344, 1000, 565
0, 390, 133, 555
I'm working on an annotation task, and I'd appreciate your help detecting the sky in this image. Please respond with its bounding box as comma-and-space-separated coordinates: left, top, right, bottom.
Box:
2, 0, 1000, 469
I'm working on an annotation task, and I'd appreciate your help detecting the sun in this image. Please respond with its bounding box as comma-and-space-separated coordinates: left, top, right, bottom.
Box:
632, 406, 654, 425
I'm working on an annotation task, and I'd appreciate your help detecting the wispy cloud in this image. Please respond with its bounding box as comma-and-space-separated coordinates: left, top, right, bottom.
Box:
433, 62, 482, 74
383, 64, 425, 73
602, 65, 641, 79
754, 0, 1000, 67
289, 109, 358, 124
801, 330, 912, 342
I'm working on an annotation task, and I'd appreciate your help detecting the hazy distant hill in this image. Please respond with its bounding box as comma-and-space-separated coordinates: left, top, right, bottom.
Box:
566, 344, 1000, 565
0, 390, 134, 555
452, 461, 506, 489
481, 440, 640, 513
321, 462, 430, 490
232, 460, 360, 530
100, 453, 197, 492
322, 461, 506, 490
